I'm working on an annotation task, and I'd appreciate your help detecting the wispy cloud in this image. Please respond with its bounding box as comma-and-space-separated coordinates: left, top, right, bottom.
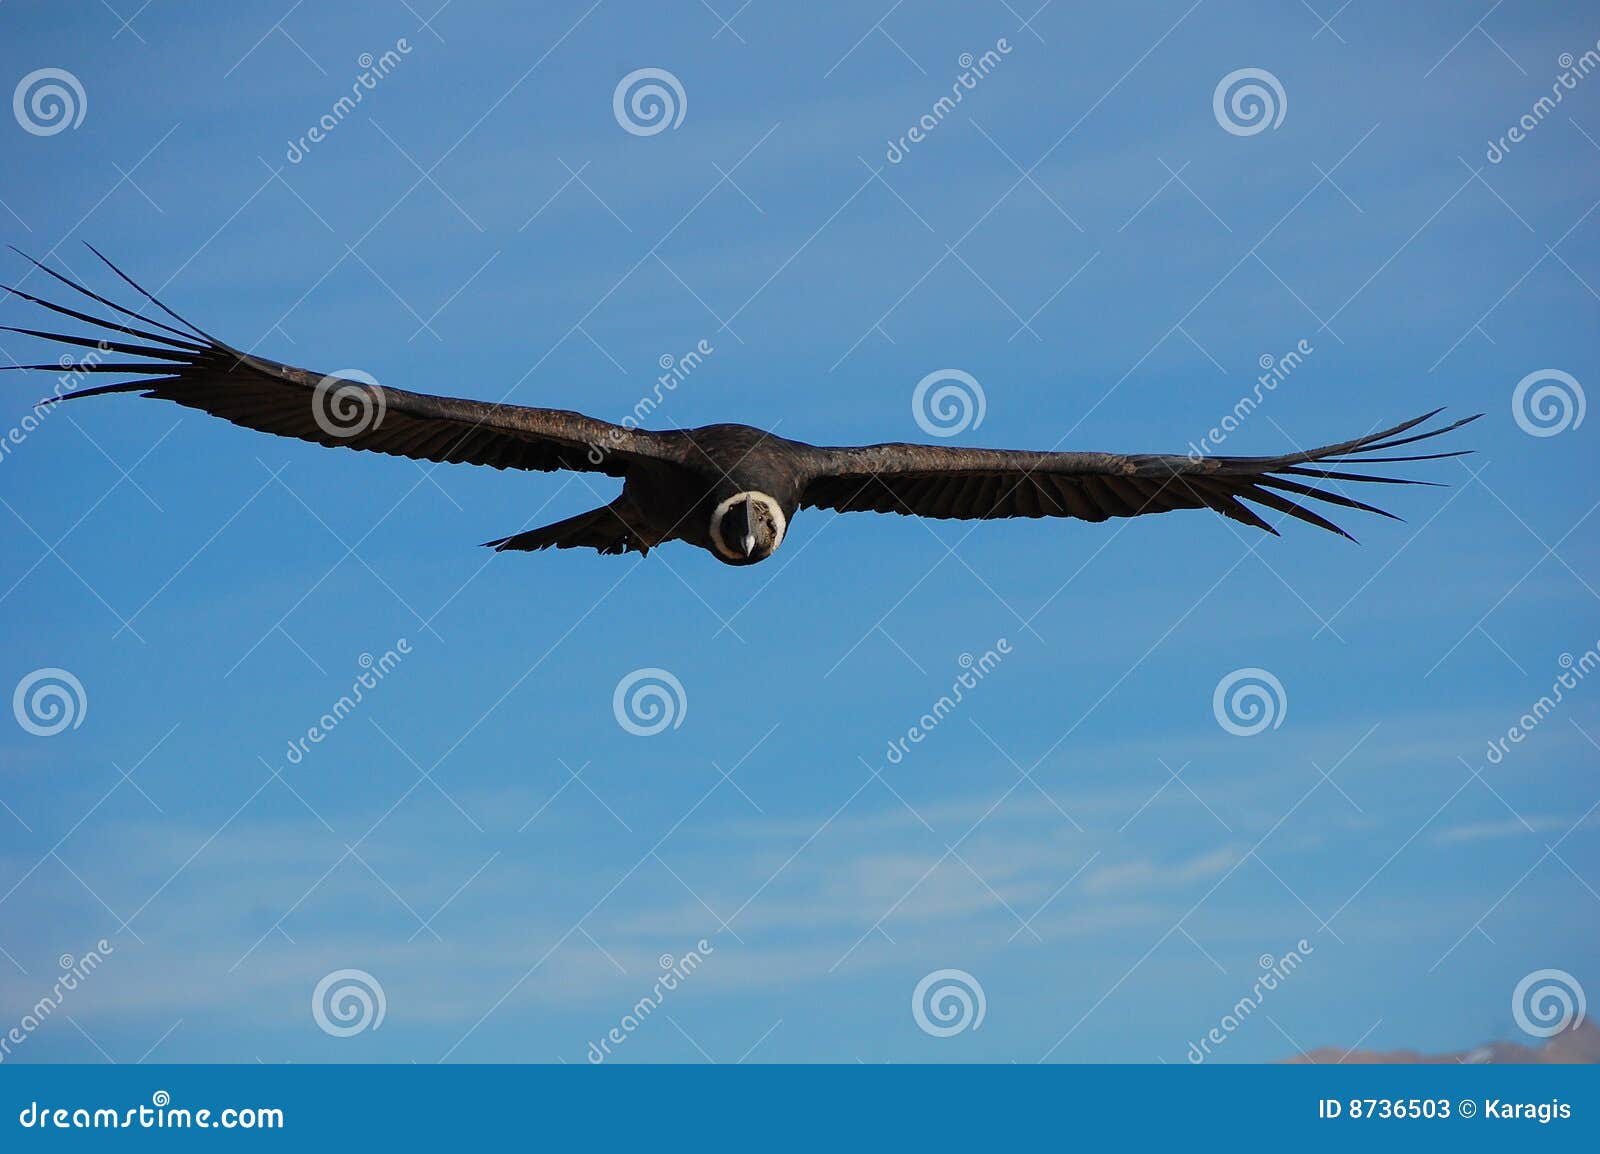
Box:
1433, 813, 1600, 844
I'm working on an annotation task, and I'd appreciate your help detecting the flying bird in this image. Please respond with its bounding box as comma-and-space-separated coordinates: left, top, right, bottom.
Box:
4, 248, 1479, 566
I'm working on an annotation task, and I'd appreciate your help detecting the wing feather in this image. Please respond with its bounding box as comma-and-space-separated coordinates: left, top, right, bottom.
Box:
3, 249, 677, 478
800, 411, 1480, 539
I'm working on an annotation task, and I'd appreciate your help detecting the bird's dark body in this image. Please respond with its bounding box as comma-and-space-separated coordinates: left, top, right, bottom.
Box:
3, 248, 1480, 568
619, 425, 812, 561
494, 424, 815, 562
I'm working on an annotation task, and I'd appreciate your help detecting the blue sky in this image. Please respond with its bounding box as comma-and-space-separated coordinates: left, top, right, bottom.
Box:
0, 0, 1595, 1063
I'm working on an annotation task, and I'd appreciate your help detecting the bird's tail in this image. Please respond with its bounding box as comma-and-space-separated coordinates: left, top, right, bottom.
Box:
485, 502, 649, 556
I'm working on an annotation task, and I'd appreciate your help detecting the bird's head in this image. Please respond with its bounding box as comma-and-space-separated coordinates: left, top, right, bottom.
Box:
709, 491, 787, 566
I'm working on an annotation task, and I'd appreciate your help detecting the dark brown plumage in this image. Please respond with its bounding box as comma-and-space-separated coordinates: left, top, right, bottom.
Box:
4, 248, 1479, 567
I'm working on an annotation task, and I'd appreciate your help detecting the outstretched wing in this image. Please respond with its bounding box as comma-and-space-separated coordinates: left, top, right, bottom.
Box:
800, 411, 1479, 540
1, 247, 675, 477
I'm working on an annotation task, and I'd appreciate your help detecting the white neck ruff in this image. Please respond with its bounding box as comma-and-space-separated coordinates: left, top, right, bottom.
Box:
710, 491, 787, 560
